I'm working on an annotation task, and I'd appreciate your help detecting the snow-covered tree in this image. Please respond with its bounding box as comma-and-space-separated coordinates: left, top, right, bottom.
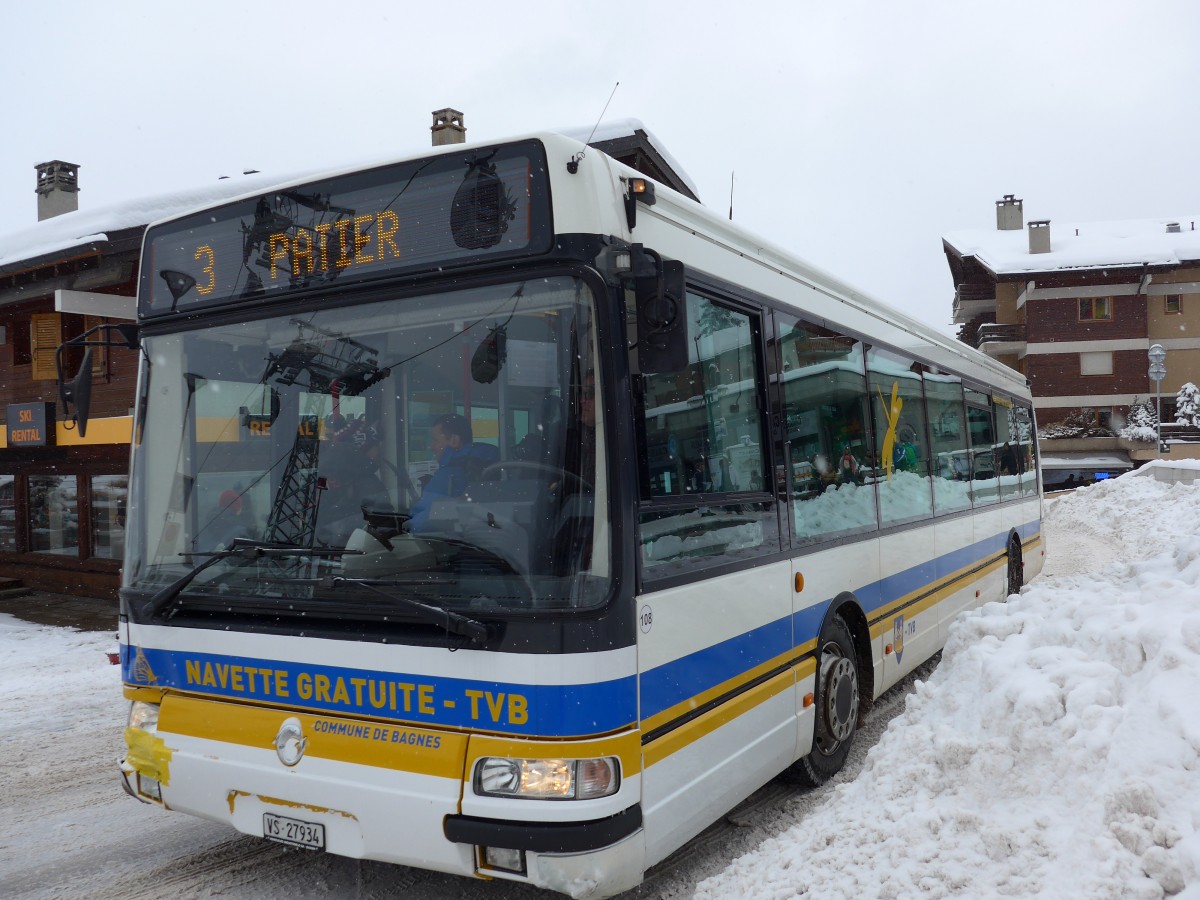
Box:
1119, 397, 1158, 443
1175, 382, 1200, 426
1039, 409, 1116, 439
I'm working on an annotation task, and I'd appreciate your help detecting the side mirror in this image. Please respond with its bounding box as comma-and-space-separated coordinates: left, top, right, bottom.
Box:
633, 248, 688, 373
59, 348, 94, 438
471, 323, 507, 384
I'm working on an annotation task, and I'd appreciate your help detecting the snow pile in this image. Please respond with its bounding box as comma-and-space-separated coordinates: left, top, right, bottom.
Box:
699, 474, 1200, 899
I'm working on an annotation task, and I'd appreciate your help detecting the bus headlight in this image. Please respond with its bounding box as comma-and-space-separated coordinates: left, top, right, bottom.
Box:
124, 700, 164, 802
128, 700, 160, 733
475, 756, 619, 800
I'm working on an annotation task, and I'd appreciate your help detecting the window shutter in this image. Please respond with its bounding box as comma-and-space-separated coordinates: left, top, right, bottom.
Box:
84, 315, 108, 376
30, 313, 62, 381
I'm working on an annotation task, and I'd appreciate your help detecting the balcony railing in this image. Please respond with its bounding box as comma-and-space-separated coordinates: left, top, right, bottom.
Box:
975, 323, 1026, 348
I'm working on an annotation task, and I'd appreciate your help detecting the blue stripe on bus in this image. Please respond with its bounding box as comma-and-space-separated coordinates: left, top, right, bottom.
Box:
637, 617, 794, 724
640, 520, 1039, 723
124, 647, 637, 738
127, 520, 1038, 737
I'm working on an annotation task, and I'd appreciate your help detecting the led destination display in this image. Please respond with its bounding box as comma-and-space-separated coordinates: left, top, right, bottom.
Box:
141, 140, 552, 316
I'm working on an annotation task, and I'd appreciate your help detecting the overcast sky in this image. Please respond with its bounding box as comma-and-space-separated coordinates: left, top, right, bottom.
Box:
1, 1, 1197, 335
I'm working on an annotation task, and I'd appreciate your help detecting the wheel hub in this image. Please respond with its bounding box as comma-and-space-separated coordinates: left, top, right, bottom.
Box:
824, 655, 859, 743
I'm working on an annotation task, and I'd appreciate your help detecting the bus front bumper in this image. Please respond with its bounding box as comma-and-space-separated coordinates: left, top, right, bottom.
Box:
445, 807, 645, 899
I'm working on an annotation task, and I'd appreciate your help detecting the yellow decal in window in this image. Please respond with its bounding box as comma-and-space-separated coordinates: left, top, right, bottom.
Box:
878, 381, 903, 481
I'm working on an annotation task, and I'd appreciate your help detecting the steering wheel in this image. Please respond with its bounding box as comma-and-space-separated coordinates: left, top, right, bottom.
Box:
480, 460, 591, 494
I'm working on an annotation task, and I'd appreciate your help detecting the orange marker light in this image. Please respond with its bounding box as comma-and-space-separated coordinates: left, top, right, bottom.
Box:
794, 572, 804, 593
885, 643, 893, 655
802, 693, 814, 708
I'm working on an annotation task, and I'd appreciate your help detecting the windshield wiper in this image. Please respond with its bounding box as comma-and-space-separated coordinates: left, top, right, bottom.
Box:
322, 576, 489, 647
144, 538, 358, 619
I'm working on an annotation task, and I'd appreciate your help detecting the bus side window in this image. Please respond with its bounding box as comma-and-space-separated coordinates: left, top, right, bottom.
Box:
640, 293, 766, 498
636, 292, 777, 576
777, 314, 877, 544
867, 347, 934, 526
926, 375, 972, 514
1011, 401, 1037, 496
965, 389, 999, 506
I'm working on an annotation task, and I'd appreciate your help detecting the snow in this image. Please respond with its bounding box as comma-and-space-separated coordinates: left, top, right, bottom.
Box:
4, 472, 1200, 897
0, 172, 296, 269
699, 471, 1200, 899
943, 215, 1200, 275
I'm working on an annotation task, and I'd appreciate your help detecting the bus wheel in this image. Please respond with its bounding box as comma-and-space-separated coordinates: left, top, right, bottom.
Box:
786, 614, 860, 787
1006, 540, 1024, 598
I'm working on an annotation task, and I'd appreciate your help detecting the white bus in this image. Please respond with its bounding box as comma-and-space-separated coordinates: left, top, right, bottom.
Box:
100, 129, 1043, 898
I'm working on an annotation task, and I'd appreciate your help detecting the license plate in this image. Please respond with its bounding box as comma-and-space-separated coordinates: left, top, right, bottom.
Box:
263, 812, 325, 850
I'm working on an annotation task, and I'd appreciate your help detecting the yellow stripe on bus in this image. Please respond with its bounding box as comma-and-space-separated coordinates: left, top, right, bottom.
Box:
643, 664, 806, 768
159, 694, 466, 779
639, 642, 806, 736
869, 546, 1012, 626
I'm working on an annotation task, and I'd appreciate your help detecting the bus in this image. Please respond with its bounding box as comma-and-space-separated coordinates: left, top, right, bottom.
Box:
96, 129, 1044, 898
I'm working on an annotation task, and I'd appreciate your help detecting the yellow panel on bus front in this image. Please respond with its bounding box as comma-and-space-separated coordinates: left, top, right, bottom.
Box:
159, 693, 467, 778
148, 695, 478, 877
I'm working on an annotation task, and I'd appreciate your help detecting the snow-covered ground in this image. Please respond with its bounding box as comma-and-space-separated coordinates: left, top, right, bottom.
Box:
699, 469, 1200, 899
2, 469, 1199, 898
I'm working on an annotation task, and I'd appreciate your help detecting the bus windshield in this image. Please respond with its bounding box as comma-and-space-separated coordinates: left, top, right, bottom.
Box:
125, 275, 609, 618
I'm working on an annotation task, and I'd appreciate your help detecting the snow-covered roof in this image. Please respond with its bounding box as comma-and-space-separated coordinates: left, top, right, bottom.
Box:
0, 171, 297, 273
944, 215, 1200, 276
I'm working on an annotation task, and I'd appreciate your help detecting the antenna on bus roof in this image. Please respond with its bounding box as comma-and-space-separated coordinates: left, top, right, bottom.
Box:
567, 81, 620, 174
729, 171, 735, 221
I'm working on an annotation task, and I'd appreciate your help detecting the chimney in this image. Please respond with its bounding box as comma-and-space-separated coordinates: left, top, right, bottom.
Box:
996, 194, 1023, 231
1028, 220, 1051, 254
35, 160, 80, 220
431, 108, 466, 146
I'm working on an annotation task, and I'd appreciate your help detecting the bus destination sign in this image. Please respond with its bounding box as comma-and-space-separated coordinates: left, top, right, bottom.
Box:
141, 140, 551, 317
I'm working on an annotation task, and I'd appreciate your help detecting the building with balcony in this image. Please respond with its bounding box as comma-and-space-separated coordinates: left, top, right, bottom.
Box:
943, 197, 1200, 483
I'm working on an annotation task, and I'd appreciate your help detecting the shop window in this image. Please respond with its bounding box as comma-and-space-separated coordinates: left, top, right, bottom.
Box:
1078, 297, 1111, 322
0, 475, 14, 552
29, 474, 79, 556
90, 474, 128, 560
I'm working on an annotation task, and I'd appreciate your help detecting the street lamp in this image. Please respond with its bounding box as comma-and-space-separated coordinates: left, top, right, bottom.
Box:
1148, 343, 1167, 456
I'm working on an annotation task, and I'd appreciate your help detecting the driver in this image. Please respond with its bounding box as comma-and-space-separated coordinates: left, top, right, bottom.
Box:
408, 414, 499, 532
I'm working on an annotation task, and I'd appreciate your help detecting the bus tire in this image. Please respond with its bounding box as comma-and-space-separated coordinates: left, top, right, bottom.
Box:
1006, 538, 1024, 598
786, 613, 860, 787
